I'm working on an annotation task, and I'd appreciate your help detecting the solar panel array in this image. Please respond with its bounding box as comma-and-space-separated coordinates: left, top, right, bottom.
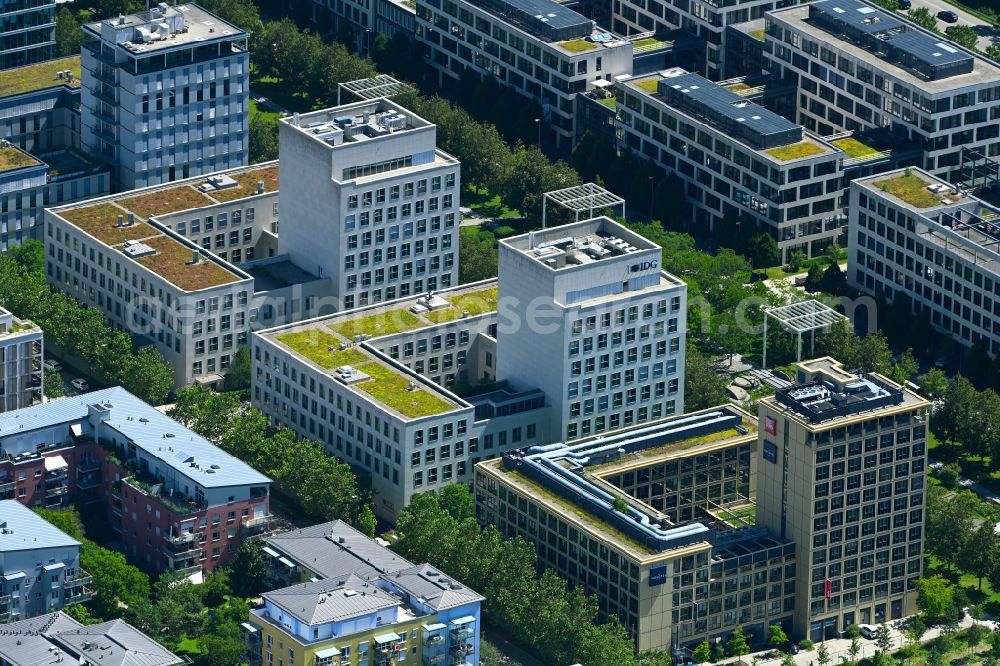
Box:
808, 0, 974, 81
478, 0, 592, 42
657, 70, 804, 150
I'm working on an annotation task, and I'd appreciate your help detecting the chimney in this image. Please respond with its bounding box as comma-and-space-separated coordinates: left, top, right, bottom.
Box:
257, 180, 264, 194
115, 214, 124, 227
292, 112, 300, 126
128, 211, 136, 226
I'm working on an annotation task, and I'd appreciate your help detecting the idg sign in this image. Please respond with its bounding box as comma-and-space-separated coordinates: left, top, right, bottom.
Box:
630, 260, 658, 273
649, 565, 667, 586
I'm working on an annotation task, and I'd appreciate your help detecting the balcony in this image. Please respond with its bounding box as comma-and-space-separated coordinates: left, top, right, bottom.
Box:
65, 572, 92, 588
76, 475, 101, 491
424, 655, 445, 665
166, 530, 198, 545
0, 480, 14, 494
165, 544, 202, 561
451, 628, 473, 640
0, 610, 11, 622
450, 644, 473, 656
123, 476, 206, 515
77, 461, 101, 474
45, 486, 69, 498
66, 588, 92, 605
174, 564, 202, 577
0, 593, 11, 605
241, 514, 273, 531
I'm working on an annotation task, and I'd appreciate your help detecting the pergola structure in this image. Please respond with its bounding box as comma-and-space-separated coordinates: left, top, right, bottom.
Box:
542, 183, 626, 229
336, 75, 415, 105
762, 299, 847, 368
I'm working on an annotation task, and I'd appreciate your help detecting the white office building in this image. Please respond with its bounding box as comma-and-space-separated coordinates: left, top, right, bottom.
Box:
0, 500, 90, 621
0, 308, 42, 414
80, 3, 250, 192
253, 217, 687, 518
849, 167, 1000, 356
765, 0, 1000, 183
278, 99, 461, 310
0, 0, 54, 70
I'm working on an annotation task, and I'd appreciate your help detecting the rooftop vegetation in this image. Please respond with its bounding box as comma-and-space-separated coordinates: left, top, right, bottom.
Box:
0, 56, 81, 97
132, 235, 240, 291
209, 165, 280, 202
0, 146, 39, 172
831, 137, 883, 160
749, 28, 766, 41
560, 38, 597, 53
329, 308, 424, 340
120, 186, 215, 220
354, 360, 454, 418
766, 140, 826, 161
276, 330, 366, 368
60, 204, 157, 246
634, 78, 661, 93
424, 287, 499, 323
875, 173, 943, 208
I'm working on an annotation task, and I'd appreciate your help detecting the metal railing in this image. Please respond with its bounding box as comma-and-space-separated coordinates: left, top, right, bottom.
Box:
65, 573, 92, 588
242, 514, 273, 529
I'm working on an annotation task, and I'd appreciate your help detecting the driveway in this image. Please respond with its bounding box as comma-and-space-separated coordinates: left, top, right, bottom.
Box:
898, 0, 997, 51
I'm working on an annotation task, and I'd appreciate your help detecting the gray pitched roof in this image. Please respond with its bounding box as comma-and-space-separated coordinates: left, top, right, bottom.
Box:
0, 612, 83, 666
264, 574, 401, 625
50, 619, 182, 666
387, 564, 485, 612
264, 519, 413, 580
0, 500, 80, 552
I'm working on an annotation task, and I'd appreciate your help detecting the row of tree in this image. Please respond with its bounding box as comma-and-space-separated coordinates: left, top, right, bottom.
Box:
167, 385, 375, 533
392, 486, 674, 666
37, 507, 248, 665
925, 484, 1000, 594
0, 241, 173, 404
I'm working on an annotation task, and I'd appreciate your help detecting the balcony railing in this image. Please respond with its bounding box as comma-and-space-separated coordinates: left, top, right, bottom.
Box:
242, 514, 273, 530
175, 564, 202, 577
165, 544, 202, 561
451, 628, 473, 640
45, 486, 69, 498
77, 461, 101, 474
166, 530, 198, 545
65, 573, 92, 588
0, 481, 14, 493
0, 594, 11, 605
66, 589, 92, 605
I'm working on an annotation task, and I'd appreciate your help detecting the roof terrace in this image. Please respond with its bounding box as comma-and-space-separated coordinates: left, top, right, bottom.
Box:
501, 216, 662, 271
284, 99, 430, 148
84, 4, 246, 54
0, 56, 80, 98
0, 145, 41, 174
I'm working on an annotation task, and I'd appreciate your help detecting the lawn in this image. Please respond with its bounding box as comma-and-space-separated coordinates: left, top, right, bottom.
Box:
725, 82, 753, 94
250, 98, 279, 123
875, 173, 943, 208
329, 309, 425, 340
175, 635, 202, 656
749, 28, 766, 41
0, 56, 81, 97
249, 72, 311, 113
560, 38, 597, 53
133, 235, 241, 292
0, 146, 39, 172
766, 141, 826, 161
832, 137, 883, 160
59, 203, 157, 246
598, 96, 617, 109
425, 287, 499, 323
276, 330, 367, 369
354, 361, 454, 418
120, 185, 215, 219
462, 185, 521, 219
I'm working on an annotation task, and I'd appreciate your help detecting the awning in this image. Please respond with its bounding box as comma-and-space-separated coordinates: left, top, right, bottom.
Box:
240, 622, 258, 633
42, 563, 64, 571
315, 647, 341, 658
194, 373, 224, 385
450, 616, 476, 626
373, 632, 400, 644
44, 455, 68, 472
592, 78, 613, 88
3, 572, 24, 581
262, 546, 280, 558
422, 623, 446, 632
69, 424, 82, 438
278, 556, 295, 568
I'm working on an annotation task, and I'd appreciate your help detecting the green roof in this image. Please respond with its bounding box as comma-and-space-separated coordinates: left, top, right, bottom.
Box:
766, 140, 826, 161
276, 330, 366, 368
424, 287, 498, 323
560, 38, 597, 53
874, 173, 943, 208
328, 308, 425, 339
0, 146, 40, 173
0, 57, 81, 98
831, 137, 883, 160
353, 359, 455, 418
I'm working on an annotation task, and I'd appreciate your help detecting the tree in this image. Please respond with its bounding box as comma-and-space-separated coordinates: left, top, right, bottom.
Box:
908, 7, 940, 31
228, 539, 271, 598
440, 484, 475, 521
749, 233, 781, 269
888, 349, 918, 386
782, 653, 796, 666
875, 623, 893, 655
249, 113, 279, 164
34, 508, 84, 540
960, 517, 999, 590
122, 346, 173, 405
872, 0, 899, 9
905, 616, 925, 648
786, 250, 808, 273
926, 487, 976, 569
81, 544, 150, 618
685, 347, 728, 411
197, 0, 263, 33
966, 623, 988, 654
63, 603, 99, 624
201, 568, 231, 607
769, 624, 790, 649
55, 7, 81, 57
821, 261, 848, 294
917, 575, 956, 623
945, 25, 979, 50
917, 368, 949, 399
857, 332, 892, 374
43, 368, 64, 399
357, 504, 377, 538
693, 641, 711, 664
727, 626, 750, 657
933, 374, 976, 446
987, 44, 1000, 61
222, 347, 251, 391
805, 263, 824, 292
459, 231, 499, 283
612, 497, 629, 513
939, 463, 961, 489
817, 642, 831, 666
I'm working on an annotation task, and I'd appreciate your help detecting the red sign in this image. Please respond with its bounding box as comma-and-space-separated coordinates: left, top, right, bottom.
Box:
825, 579, 832, 600
765, 416, 777, 436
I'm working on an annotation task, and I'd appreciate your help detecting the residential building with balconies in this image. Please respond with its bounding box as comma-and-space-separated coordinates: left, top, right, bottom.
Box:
0, 0, 55, 70
0, 387, 272, 581
0, 307, 41, 414
80, 3, 249, 191
0, 500, 90, 621
245, 520, 483, 666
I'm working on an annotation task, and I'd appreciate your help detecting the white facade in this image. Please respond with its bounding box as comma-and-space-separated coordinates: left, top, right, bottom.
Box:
278, 100, 460, 311
497, 217, 687, 441
0, 308, 42, 414
765, 0, 1000, 183
848, 168, 1000, 355
80, 4, 249, 192
415, 0, 634, 147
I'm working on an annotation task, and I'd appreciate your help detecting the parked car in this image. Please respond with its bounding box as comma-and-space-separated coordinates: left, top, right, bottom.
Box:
42, 359, 62, 373
859, 624, 877, 639
70, 378, 90, 392
937, 10, 959, 22
898, 0, 911, 9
